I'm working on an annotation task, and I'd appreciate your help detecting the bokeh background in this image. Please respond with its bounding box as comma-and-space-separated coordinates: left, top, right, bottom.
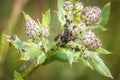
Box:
0, 0, 120, 80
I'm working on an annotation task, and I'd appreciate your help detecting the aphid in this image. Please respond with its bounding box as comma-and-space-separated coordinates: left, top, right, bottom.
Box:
68, 36, 76, 41
74, 47, 80, 51
64, 24, 68, 28
60, 29, 76, 47
66, 19, 71, 25
60, 29, 71, 47
54, 34, 61, 41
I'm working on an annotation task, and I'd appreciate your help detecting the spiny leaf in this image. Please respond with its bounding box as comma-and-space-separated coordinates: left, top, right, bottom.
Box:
57, 0, 66, 26
96, 48, 111, 54
8, 35, 46, 63
14, 71, 23, 80
89, 53, 113, 79
100, 2, 110, 27
19, 43, 43, 61
42, 9, 50, 27
54, 49, 68, 62
22, 11, 31, 21
8, 35, 25, 50
65, 48, 80, 66
80, 57, 94, 70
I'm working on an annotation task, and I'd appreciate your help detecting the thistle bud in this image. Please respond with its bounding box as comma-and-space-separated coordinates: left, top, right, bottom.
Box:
63, 1, 73, 11
75, 2, 84, 11
82, 50, 92, 60
26, 19, 41, 38
77, 22, 86, 31
42, 27, 49, 37
82, 31, 102, 50
23, 12, 41, 43
81, 6, 102, 25
73, 22, 86, 35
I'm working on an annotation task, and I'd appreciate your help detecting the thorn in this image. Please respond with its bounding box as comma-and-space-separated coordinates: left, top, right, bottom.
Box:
89, 65, 94, 70
37, 19, 41, 25
6, 39, 11, 42
3, 34, 10, 38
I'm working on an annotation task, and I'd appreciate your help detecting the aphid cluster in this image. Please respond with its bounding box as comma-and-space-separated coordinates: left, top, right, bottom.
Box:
60, 14, 76, 47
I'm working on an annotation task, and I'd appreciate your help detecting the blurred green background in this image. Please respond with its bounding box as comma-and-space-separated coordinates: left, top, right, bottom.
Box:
0, 0, 120, 80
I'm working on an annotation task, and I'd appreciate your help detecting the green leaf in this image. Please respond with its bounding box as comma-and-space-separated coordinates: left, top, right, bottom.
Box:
57, 0, 66, 26
65, 49, 75, 65
54, 49, 68, 62
57, 48, 80, 66
20, 53, 30, 60
96, 48, 111, 54
20, 44, 43, 61
54, 48, 80, 65
8, 35, 25, 50
100, 2, 110, 27
14, 71, 23, 80
65, 49, 79, 66
42, 9, 50, 27
8, 35, 46, 63
89, 54, 113, 78
36, 52, 47, 65
22, 11, 32, 21
80, 57, 94, 70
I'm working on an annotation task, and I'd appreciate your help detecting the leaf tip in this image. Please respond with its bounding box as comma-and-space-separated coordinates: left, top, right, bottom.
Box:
22, 11, 31, 21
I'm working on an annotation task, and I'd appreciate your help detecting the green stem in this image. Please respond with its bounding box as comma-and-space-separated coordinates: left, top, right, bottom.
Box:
21, 41, 61, 79
47, 41, 61, 59
21, 62, 39, 79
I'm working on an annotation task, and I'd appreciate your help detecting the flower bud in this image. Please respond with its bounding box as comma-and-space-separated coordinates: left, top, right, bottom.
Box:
75, 2, 84, 11
26, 19, 41, 42
42, 27, 49, 37
63, 1, 73, 11
77, 22, 86, 31
73, 22, 86, 35
82, 31, 102, 50
81, 6, 102, 25
82, 50, 92, 60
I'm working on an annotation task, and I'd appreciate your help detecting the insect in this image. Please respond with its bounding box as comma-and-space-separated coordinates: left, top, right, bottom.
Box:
60, 29, 76, 47
54, 34, 61, 41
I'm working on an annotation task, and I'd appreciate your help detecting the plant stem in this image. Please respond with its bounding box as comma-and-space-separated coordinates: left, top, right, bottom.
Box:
22, 62, 39, 79
47, 41, 61, 59
21, 41, 61, 79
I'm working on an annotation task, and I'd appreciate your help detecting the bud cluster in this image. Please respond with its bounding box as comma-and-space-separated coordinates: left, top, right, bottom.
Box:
25, 17, 49, 43
60, 0, 102, 52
